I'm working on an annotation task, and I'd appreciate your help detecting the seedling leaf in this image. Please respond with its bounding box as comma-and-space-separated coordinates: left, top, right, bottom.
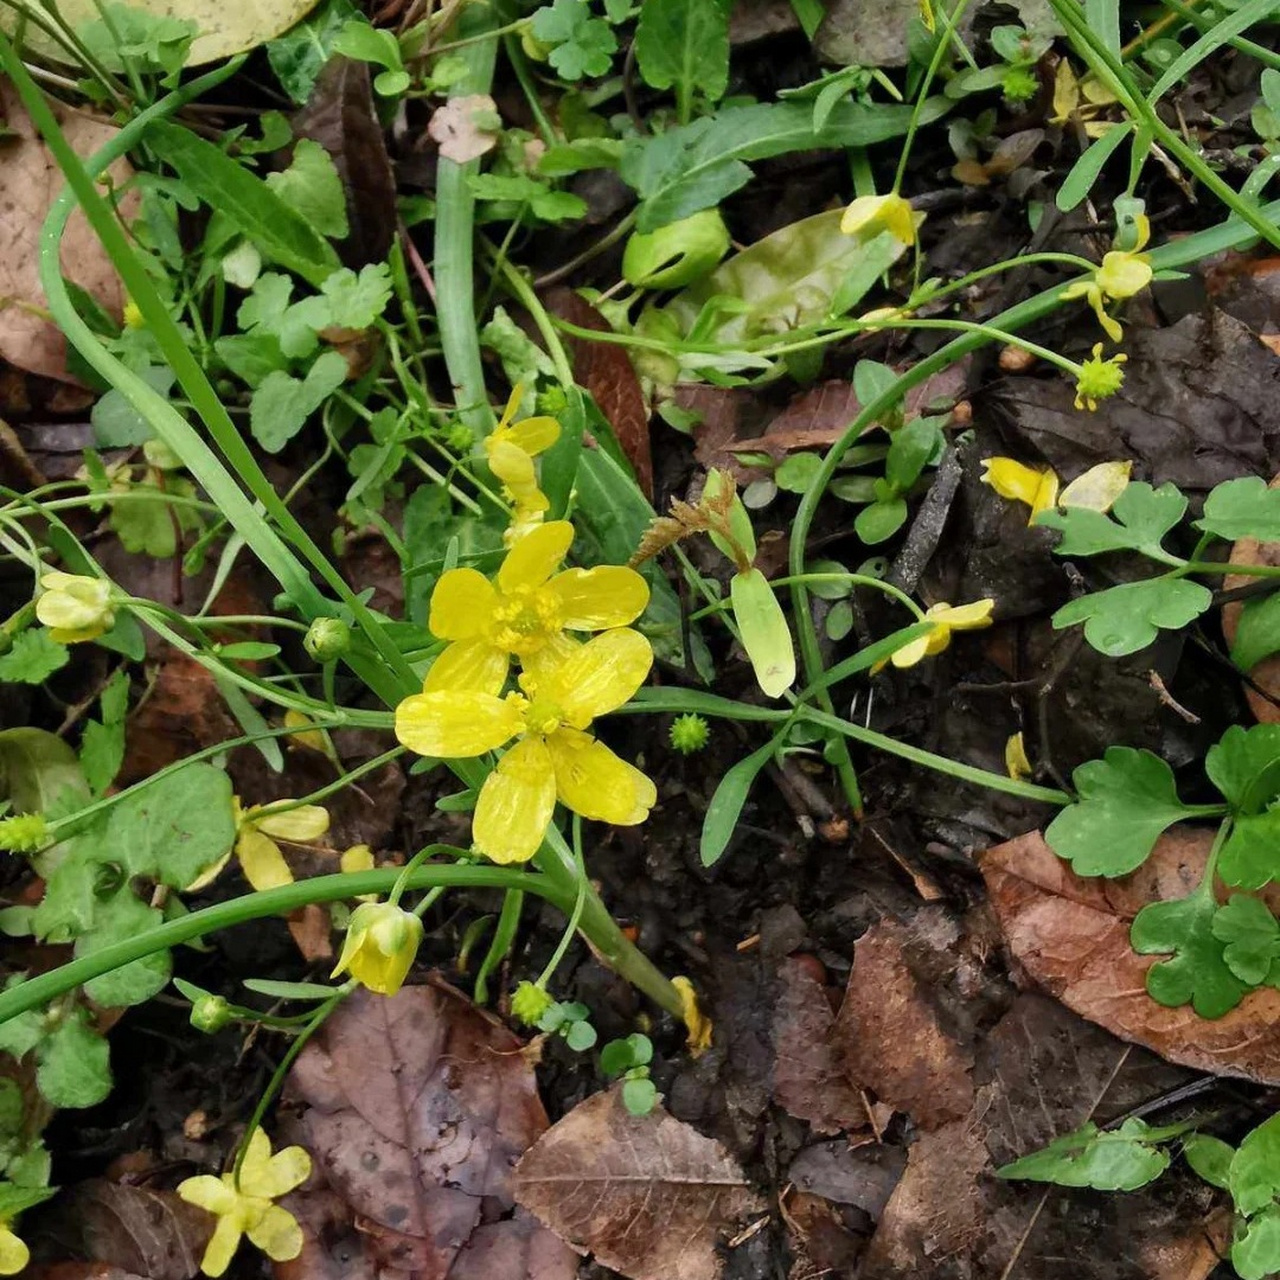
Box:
1218, 810, 1280, 890
1234, 1205, 1280, 1280
1183, 1133, 1234, 1190
1231, 1113, 1280, 1215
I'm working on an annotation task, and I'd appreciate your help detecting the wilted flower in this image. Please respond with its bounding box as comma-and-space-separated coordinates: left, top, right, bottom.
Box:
1061, 222, 1151, 342
981, 457, 1059, 520
331, 900, 423, 995
840, 193, 918, 246
888, 599, 995, 668
35, 572, 114, 643
485, 385, 561, 541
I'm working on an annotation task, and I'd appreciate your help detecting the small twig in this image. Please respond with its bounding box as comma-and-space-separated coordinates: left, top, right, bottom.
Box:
400, 225, 438, 306
1147, 669, 1201, 724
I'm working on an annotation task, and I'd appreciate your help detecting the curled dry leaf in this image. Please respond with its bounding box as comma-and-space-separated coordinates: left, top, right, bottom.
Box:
514, 1087, 763, 1280
832, 920, 974, 1130
287, 984, 577, 1278
980, 828, 1280, 1084
427, 95, 500, 164
1222, 471, 1280, 724
0, 83, 136, 383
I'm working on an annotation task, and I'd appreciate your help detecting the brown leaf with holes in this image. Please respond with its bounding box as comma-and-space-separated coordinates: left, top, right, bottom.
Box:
545, 289, 653, 498
0, 83, 136, 382
980, 828, 1280, 1084
514, 1087, 763, 1280
1223, 471, 1280, 723
832, 920, 974, 1129
286, 982, 576, 1279
772, 956, 866, 1134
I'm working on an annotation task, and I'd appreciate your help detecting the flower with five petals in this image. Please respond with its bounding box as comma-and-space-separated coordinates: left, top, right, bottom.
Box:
177, 1129, 311, 1277
423, 520, 649, 696
396, 628, 656, 864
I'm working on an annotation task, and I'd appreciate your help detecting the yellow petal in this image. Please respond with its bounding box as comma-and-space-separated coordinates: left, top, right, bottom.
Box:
200, 1213, 244, 1278
545, 628, 654, 727
980, 457, 1059, 517
395, 690, 523, 758
429, 568, 498, 642
284, 709, 325, 752
496, 383, 523, 431
246, 1202, 304, 1262
505, 415, 560, 456
498, 520, 573, 593
422, 639, 509, 696
619, 759, 658, 824
546, 727, 651, 825
1096, 251, 1151, 299
487, 437, 539, 493
342, 907, 422, 994
672, 975, 712, 1056
889, 632, 933, 668
1058, 460, 1132, 512
340, 844, 374, 874
178, 1174, 239, 1215
254, 804, 329, 842
236, 1128, 275, 1186
472, 736, 557, 864
0, 1227, 27, 1276
520, 632, 582, 687
930, 598, 995, 630
840, 193, 916, 245
243, 1143, 312, 1199
1005, 731, 1032, 781
548, 566, 650, 630
184, 849, 232, 893
236, 828, 294, 890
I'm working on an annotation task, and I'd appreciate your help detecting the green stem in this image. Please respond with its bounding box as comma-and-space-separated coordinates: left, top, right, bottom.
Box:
474, 888, 523, 1004
538, 816, 589, 988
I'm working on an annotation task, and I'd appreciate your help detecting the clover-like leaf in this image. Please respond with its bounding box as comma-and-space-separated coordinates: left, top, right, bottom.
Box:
531, 0, 618, 80
1044, 746, 1198, 877
1212, 894, 1280, 985
1218, 810, 1280, 889
1051, 577, 1212, 656
1197, 476, 1280, 542
1207, 724, 1280, 816
1131, 890, 1249, 1018
996, 1118, 1170, 1191
1036, 480, 1187, 559
1231, 1113, 1280, 1216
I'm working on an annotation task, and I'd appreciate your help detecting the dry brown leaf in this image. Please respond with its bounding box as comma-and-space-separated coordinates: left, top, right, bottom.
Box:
1223, 471, 1280, 723
287, 983, 576, 1278
771, 956, 866, 1135
980, 828, 1280, 1084
427, 95, 500, 163
0, 83, 135, 383
832, 920, 974, 1129
514, 1087, 763, 1280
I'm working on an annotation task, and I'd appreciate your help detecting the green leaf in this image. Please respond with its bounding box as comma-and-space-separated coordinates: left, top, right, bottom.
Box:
730, 568, 796, 698
241, 978, 342, 1000
80, 2, 195, 83
0, 728, 90, 818
830, 229, 903, 316
0, 1182, 56, 1219
0, 1009, 44, 1060
110, 476, 201, 557
996, 1119, 1170, 1191
80, 720, 124, 798
531, 0, 618, 79
621, 1076, 658, 1114
1233, 1205, 1280, 1280
1056, 122, 1130, 212
37, 1011, 112, 1109
701, 737, 777, 866
621, 99, 946, 231
1051, 577, 1212, 657
92, 364, 174, 446
1212, 894, 1280, 984
1197, 476, 1280, 541
1207, 724, 1280, 815
330, 19, 404, 77
266, 0, 357, 102
1231, 1113, 1280, 1215
1035, 481, 1187, 559
1232, 591, 1280, 674
564, 1019, 598, 1051
0, 631, 69, 685
237, 273, 320, 360
314, 264, 393, 330
1183, 1133, 1234, 1190
104, 761, 236, 889
215, 333, 289, 387
1044, 747, 1196, 876
265, 138, 348, 240
775, 452, 823, 494
634, 0, 730, 108
1131, 891, 1249, 1018
1218, 810, 1280, 890
145, 121, 340, 286
885, 416, 942, 492
78, 887, 170, 1008
250, 350, 348, 452
854, 496, 907, 544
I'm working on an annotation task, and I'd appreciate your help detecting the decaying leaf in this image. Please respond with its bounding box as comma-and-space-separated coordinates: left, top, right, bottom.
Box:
0, 83, 135, 383
287, 983, 576, 1278
427, 95, 500, 164
514, 1087, 763, 1280
980, 828, 1280, 1084
1223, 472, 1280, 724
832, 920, 974, 1129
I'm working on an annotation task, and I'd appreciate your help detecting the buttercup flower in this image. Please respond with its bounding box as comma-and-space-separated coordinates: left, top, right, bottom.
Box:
35, 572, 114, 643
841, 193, 918, 246
424, 519, 649, 695
396, 628, 656, 864
177, 1129, 311, 1277
1061, 224, 1151, 342
331, 900, 423, 995
981, 457, 1059, 520
889, 599, 995, 668
485, 385, 561, 540
1074, 344, 1128, 411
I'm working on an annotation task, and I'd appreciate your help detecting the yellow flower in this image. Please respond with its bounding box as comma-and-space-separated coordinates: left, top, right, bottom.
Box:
1061, 224, 1151, 343
331, 900, 423, 995
0, 1221, 27, 1276
396, 628, 656, 864
889, 599, 995, 668
981, 457, 1060, 521
35, 571, 114, 643
1005, 731, 1032, 781
485, 385, 561, 540
840, 193, 919, 247
177, 1129, 311, 1277
122, 298, 144, 329
424, 520, 649, 695
189, 800, 330, 892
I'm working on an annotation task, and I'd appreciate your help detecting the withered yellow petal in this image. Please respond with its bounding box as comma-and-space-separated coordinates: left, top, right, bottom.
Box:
254, 804, 329, 842
395, 690, 523, 758
423, 639, 509, 696
1059, 460, 1132, 512
930, 598, 995, 630
498, 520, 573, 592
472, 736, 557, 864
548, 565, 650, 630
546, 727, 650, 825
545, 628, 654, 727
236, 828, 294, 890
1005, 731, 1032, 781
980, 457, 1060, 518
429, 568, 498, 642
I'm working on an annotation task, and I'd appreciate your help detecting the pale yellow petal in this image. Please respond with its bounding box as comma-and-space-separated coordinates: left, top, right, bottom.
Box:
429, 568, 498, 642
546, 728, 649, 825
236, 828, 294, 890
422, 639, 509, 696
1005, 732, 1032, 781
547, 566, 650, 631
0, 1227, 27, 1276
931, 599, 994, 630
178, 1174, 239, 1215
246, 1202, 304, 1262
889, 632, 933, 668
243, 1144, 311, 1199
395, 690, 523, 758
340, 844, 374, 874
237, 1127, 274, 1185
200, 1213, 244, 1278
1096, 251, 1151, 299
472, 737, 557, 864
497, 520, 573, 592
546, 629, 653, 727
505, 415, 560, 456
254, 804, 329, 842
1058, 460, 1132, 512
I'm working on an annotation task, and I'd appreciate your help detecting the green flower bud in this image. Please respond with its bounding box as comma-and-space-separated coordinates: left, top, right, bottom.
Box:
1001, 66, 1038, 103
191, 994, 232, 1034
0, 813, 49, 853
669, 713, 710, 755
510, 980, 555, 1027
622, 210, 730, 290
304, 617, 351, 662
